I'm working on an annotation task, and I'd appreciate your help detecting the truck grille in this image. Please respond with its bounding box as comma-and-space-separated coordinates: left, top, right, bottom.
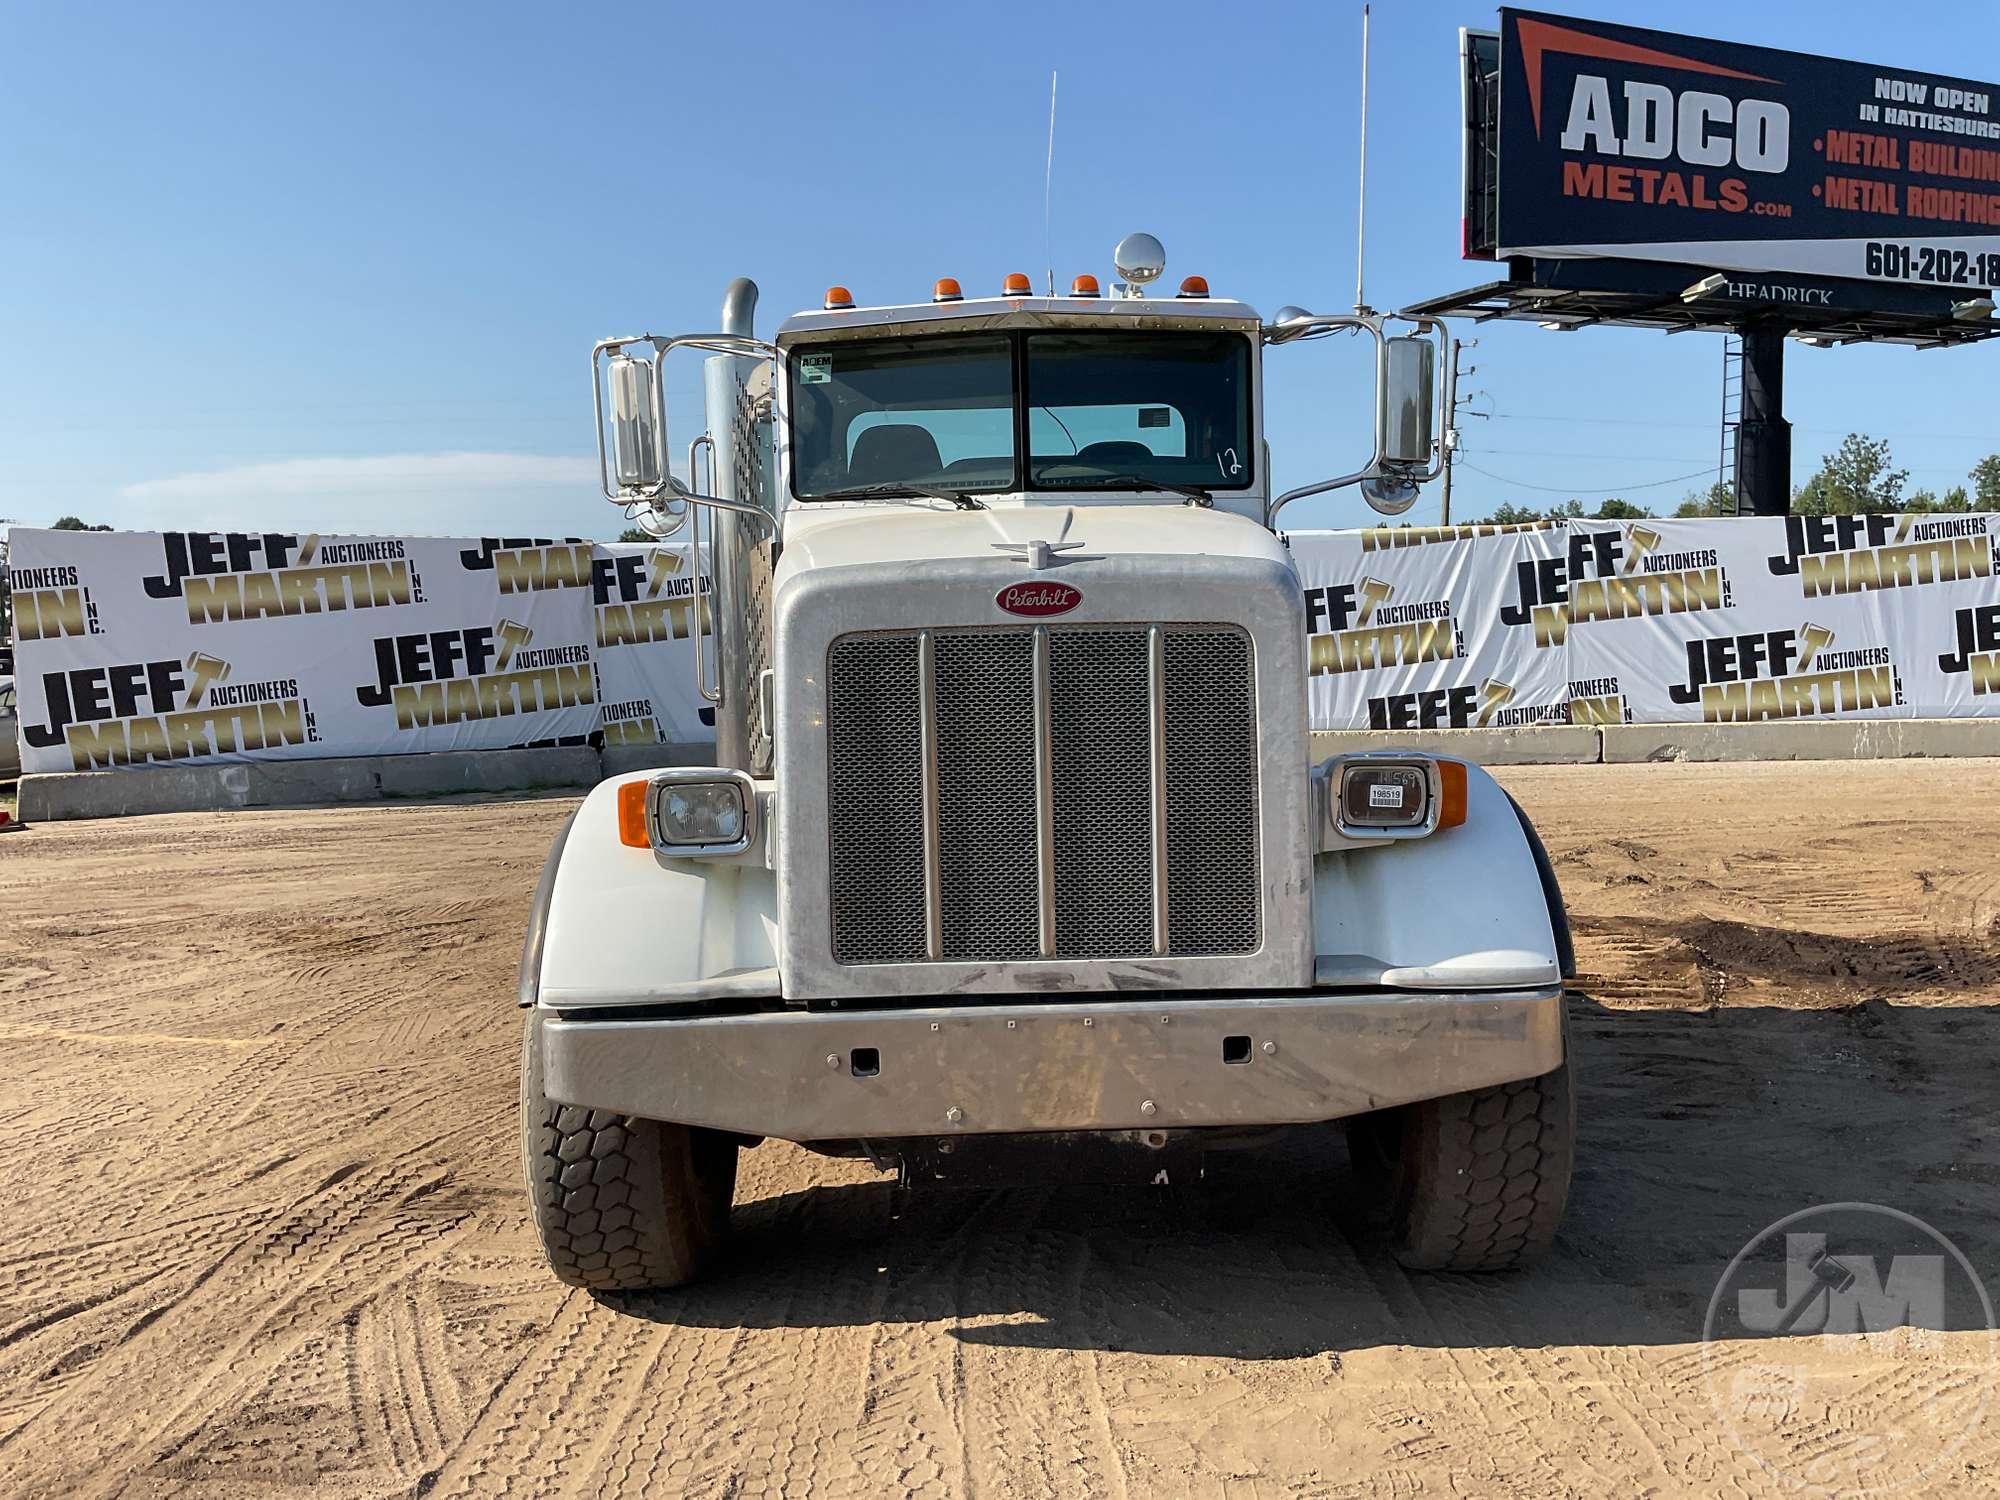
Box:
824, 625, 1259, 966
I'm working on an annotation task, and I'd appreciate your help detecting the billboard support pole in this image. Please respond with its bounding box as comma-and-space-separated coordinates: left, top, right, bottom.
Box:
1734, 321, 1791, 517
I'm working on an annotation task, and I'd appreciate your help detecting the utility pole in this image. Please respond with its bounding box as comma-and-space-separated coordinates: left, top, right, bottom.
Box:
1440, 432, 1454, 525
1440, 339, 1483, 525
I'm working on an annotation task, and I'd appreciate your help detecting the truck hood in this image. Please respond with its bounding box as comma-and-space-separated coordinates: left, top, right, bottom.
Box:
774, 502, 1292, 583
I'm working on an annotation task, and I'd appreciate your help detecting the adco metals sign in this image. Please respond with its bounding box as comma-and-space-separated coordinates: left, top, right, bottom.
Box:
1495, 8, 2000, 288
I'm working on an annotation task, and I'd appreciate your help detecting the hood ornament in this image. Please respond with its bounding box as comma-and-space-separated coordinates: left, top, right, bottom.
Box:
990, 539, 1084, 571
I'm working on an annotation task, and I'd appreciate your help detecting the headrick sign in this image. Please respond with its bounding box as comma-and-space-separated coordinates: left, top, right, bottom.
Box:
1493, 8, 2000, 288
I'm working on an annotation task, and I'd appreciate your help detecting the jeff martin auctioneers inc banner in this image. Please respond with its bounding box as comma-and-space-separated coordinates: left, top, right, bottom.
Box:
9, 513, 2000, 775
7, 528, 716, 775
1288, 513, 2000, 730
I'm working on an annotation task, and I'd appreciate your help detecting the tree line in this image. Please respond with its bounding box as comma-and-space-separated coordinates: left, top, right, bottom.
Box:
1474, 437, 2000, 523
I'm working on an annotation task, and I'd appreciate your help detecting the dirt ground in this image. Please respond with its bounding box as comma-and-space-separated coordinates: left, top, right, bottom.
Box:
1, 760, 1996, 1498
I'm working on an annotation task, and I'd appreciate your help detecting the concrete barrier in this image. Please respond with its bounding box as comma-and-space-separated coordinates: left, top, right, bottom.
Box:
17, 763, 264, 822
17, 718, 2000, 822
20, 746, 604, 823
1602, 718, 2000, 763
1309, 725, 1603, 766
14, 743, 743, 822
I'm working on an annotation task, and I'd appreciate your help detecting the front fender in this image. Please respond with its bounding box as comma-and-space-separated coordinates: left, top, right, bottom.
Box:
529, 773, 779, 1010
1313, 761, 1564, 990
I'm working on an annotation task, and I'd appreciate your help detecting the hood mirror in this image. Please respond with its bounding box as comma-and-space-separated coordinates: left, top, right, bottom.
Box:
1359, 471, 1422, 515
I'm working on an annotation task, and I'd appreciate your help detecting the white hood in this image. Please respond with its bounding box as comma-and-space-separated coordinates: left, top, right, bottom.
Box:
774, 502, 1292, 585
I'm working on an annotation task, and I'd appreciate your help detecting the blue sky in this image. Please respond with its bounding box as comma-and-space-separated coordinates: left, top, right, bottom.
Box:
5, 0, 1996, 539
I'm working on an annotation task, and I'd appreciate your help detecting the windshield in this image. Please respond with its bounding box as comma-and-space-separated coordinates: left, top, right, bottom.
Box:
786, 329, 1253, 499
1025, 331, 1250, 490
789, 334, 1015, 498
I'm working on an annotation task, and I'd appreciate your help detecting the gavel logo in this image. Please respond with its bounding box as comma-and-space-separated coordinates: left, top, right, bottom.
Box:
1622, 525, 1663, 575
1796, 622, 1836, 672
183, 651, 232, 710
646, 549, 687, 599
1356, 576, 1395, 625
495, 619, 534, 671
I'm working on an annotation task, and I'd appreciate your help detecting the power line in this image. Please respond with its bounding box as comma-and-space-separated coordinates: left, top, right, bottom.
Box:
1458, 462, 1718, 495
1493, 409, 2000, 444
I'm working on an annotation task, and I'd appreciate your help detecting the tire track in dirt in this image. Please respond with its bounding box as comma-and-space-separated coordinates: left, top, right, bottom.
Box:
2, 771, 1997, 1496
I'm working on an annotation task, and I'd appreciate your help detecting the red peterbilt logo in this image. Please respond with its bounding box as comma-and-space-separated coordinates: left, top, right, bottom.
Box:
996, 582, 1081, 617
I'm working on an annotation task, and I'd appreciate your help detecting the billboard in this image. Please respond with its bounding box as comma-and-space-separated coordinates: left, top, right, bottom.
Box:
1488, 8, 2000, 289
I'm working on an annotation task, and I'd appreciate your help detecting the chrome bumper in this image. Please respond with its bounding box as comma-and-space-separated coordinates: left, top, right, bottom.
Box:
540, 987, 1565, 1141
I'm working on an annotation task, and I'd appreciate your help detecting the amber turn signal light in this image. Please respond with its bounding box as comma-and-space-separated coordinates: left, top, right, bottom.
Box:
1437, 760, 1469, 829
617, 780, 651, 848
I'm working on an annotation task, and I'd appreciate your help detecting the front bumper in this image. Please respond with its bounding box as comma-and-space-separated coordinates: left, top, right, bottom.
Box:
540, 986, 1564, 1142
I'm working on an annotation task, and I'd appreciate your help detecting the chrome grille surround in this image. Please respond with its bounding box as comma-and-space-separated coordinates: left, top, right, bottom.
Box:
775, 552, 1313, 1000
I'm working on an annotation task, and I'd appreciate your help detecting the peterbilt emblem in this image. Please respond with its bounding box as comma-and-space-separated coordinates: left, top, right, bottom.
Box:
996, 582, 1082, 617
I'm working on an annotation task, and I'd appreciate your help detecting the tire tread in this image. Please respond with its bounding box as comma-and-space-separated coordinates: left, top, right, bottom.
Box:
520, 1012, 735, 1290
1391, 1052, 1574, 1273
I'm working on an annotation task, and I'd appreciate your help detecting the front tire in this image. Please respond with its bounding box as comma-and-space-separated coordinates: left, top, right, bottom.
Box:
520, 1011, 737, 1290
1347, 1023, 1575, 1272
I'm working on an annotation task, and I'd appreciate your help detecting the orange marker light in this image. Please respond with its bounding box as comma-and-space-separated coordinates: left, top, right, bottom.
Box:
617, 780, 652, 848
1002, 272, 1033, 297
823, 285, 855, 310
1177, 275, 1210, 298
1437, 761, 1469, 830
1070, 273, 1101, 297
932, 277, 963, 302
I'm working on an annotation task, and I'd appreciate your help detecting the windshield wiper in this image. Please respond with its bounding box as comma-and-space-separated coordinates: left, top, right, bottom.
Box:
1043, 473, 1214, 507
813, 481, 987, 510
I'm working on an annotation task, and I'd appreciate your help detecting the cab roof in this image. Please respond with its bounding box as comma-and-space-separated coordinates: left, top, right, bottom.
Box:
775, 294, 1264, 346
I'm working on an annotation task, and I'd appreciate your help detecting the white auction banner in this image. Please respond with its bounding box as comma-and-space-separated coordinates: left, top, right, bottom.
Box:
1564, 514, 2000, 723
11, 517, 1998, 771
7, 529, 710, 774
1289, 523, 1572, 730
591, 542, 717, 751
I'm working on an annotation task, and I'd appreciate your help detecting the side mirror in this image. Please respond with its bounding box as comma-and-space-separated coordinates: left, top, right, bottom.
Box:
607, 352, 665, 492
1266, 315, 1454, 525
1381, 335, 1435, 465
1359, 336, 1439, 516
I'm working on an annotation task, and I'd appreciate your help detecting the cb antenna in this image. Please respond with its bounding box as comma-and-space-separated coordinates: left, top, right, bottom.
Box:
1355, 4, 1373, 315
1043, 69, 1059, 297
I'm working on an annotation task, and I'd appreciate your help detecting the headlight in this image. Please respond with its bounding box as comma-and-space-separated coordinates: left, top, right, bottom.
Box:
616, 768, 757, 856
1340, 763, 1430, 829
1319, 755, 1469, 849
659, 780, 748, 845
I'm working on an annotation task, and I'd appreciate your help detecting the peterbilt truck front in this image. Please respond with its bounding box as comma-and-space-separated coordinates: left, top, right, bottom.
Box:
520, 236, 1575, 1290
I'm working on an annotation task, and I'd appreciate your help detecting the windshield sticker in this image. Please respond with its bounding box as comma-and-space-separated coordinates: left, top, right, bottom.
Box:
798, 353, 832, 385
1138, 406, 1171, 428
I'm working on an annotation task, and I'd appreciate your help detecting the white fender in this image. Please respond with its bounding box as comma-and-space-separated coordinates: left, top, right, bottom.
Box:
533, 765, 1561, 1007
535, 772, 779, 1008
1312, 761, 1566, 991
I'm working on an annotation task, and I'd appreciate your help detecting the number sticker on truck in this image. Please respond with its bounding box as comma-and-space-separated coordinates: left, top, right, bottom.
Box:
798, 353, 832, 384
1369, 783, 1405, 809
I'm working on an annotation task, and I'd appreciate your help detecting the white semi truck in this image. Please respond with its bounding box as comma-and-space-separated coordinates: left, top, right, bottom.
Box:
519, 236, 1575, 1289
